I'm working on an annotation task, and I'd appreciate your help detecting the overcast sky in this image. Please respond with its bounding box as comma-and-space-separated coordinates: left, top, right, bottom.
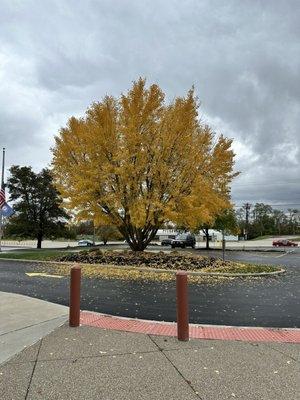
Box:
0, 0, 299, 209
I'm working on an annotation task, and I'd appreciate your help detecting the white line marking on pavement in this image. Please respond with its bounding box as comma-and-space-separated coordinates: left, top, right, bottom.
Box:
275, 250, 295, 258
25, 272, 63, 278
275, 253, 288, 258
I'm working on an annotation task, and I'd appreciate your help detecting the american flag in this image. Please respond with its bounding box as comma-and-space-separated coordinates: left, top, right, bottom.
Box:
0, 186, 5, 209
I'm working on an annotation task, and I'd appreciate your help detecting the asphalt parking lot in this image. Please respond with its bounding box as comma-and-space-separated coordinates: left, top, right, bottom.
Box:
196, 247, 300, 268
0, 248, 299, 328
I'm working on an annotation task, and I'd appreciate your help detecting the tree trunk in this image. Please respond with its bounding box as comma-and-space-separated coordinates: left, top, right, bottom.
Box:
203, 228, 210, 250
128, 241, 148, 251
205, 234, 210, 249
119, 225, 158, 251
37, 232, 43, 249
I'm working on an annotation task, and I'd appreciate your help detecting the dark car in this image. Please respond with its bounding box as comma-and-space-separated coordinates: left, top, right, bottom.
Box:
171, 233, 196, 249
161, 238, 173, 246
272, 239, 298, 247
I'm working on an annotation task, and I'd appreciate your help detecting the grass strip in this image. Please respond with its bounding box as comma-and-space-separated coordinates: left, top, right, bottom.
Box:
0, 249, 70, 260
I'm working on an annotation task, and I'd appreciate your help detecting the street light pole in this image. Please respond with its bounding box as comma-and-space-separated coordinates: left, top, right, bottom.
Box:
0, 147, 6, 253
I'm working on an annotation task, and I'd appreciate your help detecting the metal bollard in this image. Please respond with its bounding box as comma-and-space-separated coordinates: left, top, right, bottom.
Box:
176, 271, 189, 341
69, 266, 81, 327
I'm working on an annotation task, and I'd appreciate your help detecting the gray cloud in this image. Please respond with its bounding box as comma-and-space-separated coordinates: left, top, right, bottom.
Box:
0, 0, 299, 209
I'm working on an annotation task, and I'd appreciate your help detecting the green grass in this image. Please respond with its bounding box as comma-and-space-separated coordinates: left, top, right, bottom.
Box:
250, 235, 300, 241
249, 235, 273, 241
0, 249, 71, 260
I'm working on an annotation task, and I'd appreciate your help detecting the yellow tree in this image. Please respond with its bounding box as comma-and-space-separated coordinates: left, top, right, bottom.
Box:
52, 79, 237, 251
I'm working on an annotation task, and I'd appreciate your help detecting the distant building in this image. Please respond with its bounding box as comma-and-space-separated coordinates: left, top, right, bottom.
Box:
155, 229, 177, 241
203, 229, 238, 242
154, 229, 238, 243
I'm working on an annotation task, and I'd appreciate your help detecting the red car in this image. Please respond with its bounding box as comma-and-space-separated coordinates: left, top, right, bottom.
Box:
272, 239, 298, 247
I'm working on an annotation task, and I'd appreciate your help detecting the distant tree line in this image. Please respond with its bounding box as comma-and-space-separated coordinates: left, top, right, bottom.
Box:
236, 203, 300, 239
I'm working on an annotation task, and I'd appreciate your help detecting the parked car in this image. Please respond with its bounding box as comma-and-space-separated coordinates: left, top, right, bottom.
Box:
161, 238, 173, 246
171, 233, 196, 249
272, 239, 298, 247
78, 239, 94, 247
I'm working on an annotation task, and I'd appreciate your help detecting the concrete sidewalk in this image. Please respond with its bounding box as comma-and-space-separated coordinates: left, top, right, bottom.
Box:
1, 292, 299, 399
1, 323, 299, 399
0, 291, 68, 365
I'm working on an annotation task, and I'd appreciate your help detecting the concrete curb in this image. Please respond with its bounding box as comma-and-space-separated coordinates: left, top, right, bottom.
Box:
0, 257, 285, 277
81, 310, 300, 331
80, 311, 300, 343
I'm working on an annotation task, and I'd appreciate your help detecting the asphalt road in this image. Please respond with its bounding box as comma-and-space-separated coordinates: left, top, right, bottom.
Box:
0, 250, 299, 328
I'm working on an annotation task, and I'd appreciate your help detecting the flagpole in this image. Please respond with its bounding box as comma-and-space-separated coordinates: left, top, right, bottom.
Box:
0, 147, 5, 252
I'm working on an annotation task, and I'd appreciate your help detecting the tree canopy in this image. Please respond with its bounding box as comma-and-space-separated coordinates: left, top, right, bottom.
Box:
200, 208, 238, 249
6, 166, 69, 248
97, 225, 122, 245
52, 79, 237, 250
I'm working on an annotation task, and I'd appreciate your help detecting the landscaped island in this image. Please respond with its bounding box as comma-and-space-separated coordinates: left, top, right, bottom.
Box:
0, 249, 283, 282
58, 249, 280, 274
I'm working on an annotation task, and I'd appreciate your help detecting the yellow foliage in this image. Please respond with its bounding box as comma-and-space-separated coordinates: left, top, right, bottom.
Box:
52, 78, 237, 250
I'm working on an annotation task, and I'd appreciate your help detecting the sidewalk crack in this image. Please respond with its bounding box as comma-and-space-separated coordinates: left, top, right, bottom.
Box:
262, 343, 299, 363
147, 335, 203, 399
25, 338, 43, 400
34, 348, 161, 363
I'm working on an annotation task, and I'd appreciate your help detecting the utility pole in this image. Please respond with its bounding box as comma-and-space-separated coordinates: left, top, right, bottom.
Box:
221, 229, 225, 261
244, 202, 251, 240
93, 219, 96, 245
0, 147, 6, 252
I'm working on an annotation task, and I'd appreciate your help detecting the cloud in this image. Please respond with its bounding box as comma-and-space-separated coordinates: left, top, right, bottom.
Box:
0, 0, 299, 208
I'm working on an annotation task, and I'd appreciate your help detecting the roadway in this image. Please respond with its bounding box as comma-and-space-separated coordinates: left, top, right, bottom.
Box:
0, 249, 299, 328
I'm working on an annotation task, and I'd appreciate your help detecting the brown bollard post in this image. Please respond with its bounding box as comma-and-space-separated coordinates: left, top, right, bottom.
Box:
69, 266, 81, 327
176, 271, 189, 341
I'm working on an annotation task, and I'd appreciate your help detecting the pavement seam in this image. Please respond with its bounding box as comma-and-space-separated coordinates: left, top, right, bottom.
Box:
247, 342, 300, 369
24, 338, 43, 400
262, 343, 299, 363
147, 335, 204, 400
0, 314, 68, 337
162, 345, 215, 353
34, 348, 162, 363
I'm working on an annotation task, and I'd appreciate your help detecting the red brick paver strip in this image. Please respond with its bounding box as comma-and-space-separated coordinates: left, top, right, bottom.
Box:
80, 311, 300, 343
